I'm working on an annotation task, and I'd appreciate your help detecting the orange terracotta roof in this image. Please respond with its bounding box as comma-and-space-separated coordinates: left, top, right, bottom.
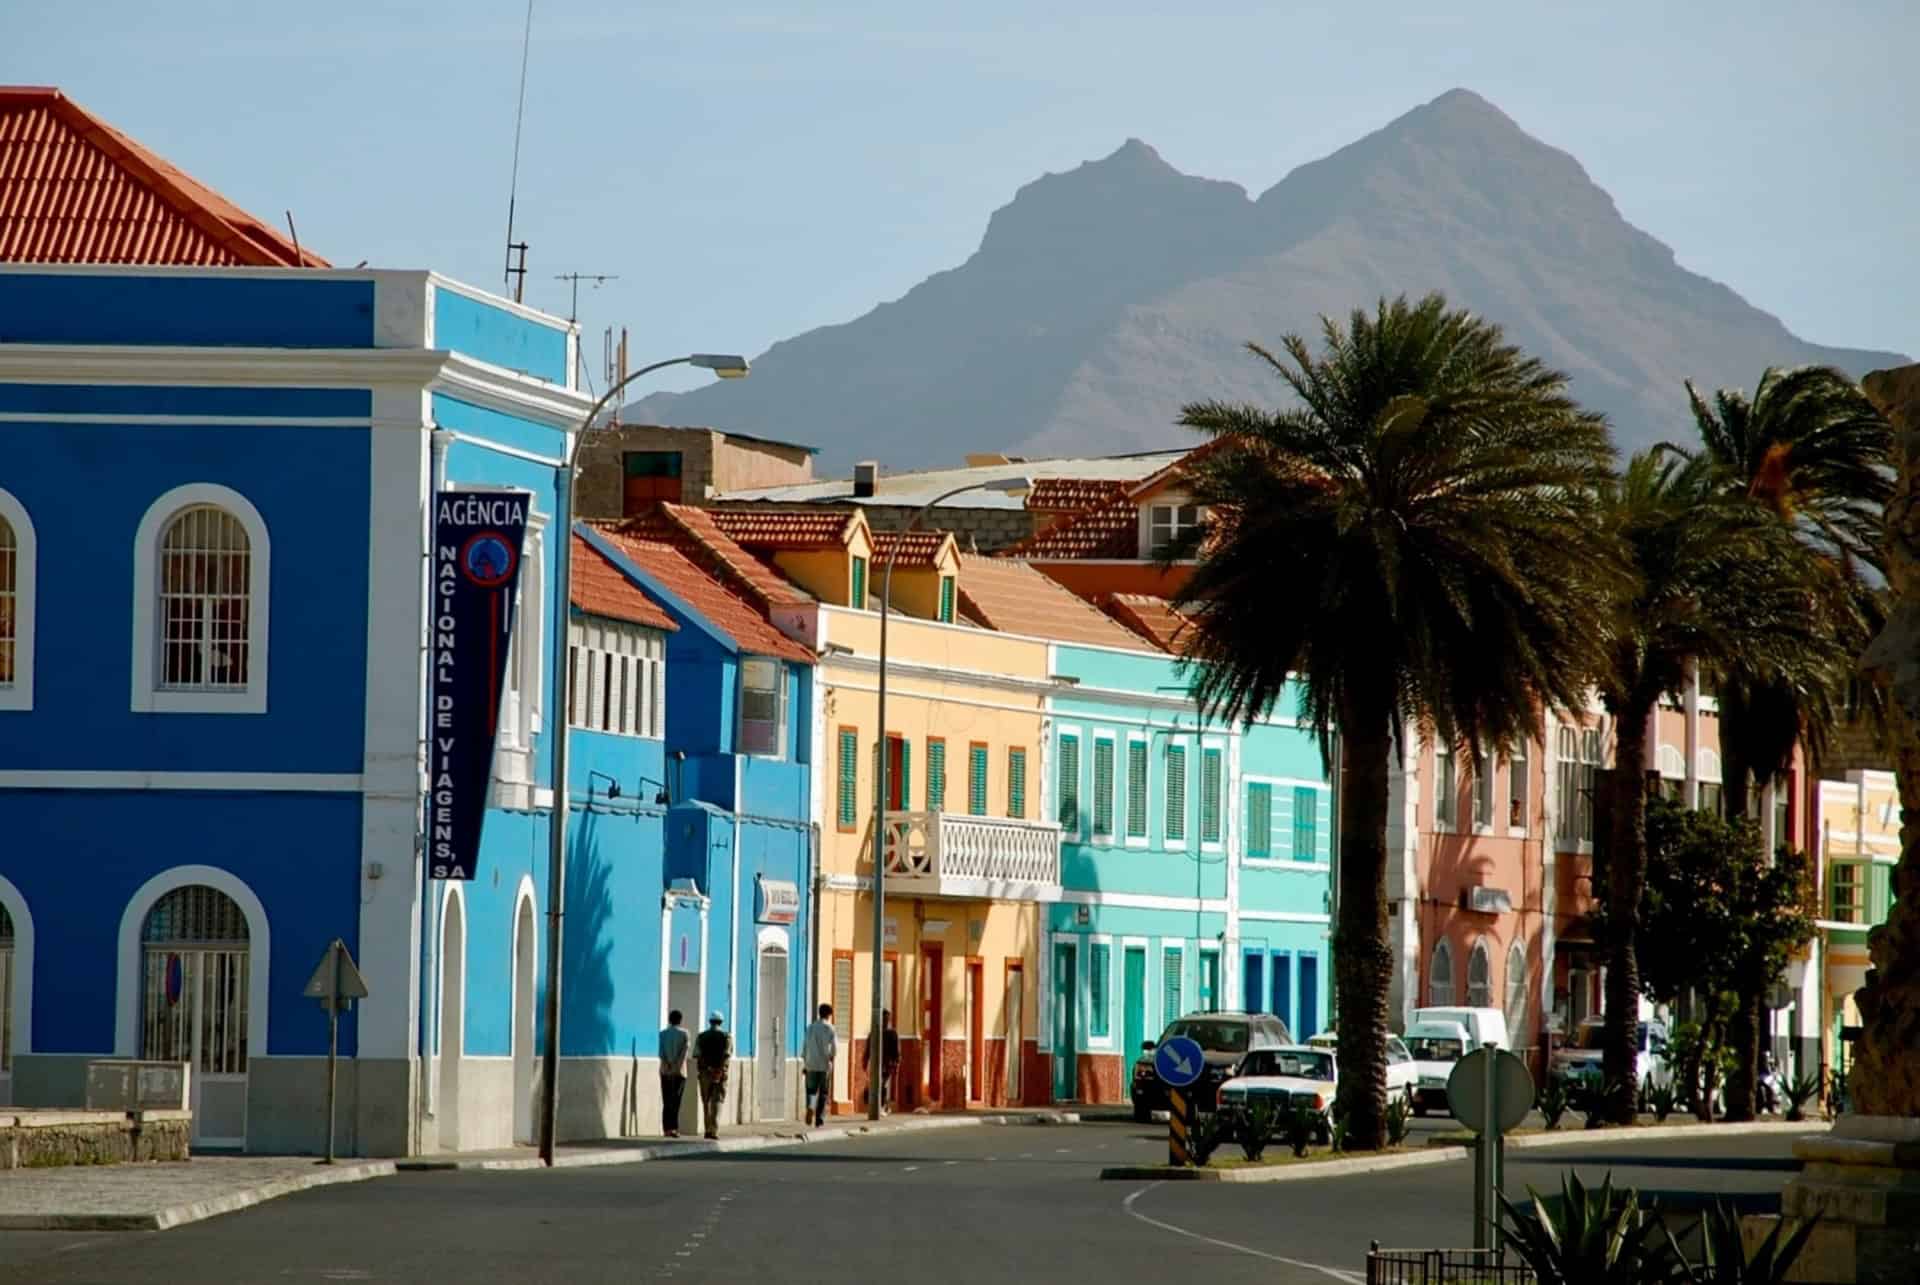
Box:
1124, 437, 1234, 503
1100, 593, 1196, 655
1025, 478, 1128, 513
956, 554, 1157, 651
0, 87, 327, 266
617, 503, 814, 611
870, 529, 952, 568
1001, 496, 1139, 559
571, 535, 677, 631
591, 527, 813, 664
703, 506, 857, 552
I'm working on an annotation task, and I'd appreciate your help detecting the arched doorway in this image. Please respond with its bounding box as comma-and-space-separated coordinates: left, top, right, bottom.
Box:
755, 931, 790, 1122
0, 902, 15, 1105
438, 888, 465, 1151
141, 886, 251, 1147
512, 894, 536, 1145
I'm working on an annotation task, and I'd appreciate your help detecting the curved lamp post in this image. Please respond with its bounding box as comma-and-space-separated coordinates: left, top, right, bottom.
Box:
539, 353, 748, 1165
868, 475, 1030, 1120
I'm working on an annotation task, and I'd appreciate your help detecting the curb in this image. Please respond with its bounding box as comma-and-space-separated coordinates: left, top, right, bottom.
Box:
399, 1110, 1084, 1173
0, 1161, 399, 1232
1099, 1120, 1821, 1184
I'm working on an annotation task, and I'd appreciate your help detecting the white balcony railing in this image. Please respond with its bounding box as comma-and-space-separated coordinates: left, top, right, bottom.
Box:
881, 810, 1062, 901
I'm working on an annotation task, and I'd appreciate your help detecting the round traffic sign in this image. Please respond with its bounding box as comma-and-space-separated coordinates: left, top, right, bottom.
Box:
1154, 1036, 1206, 1088
1447, 1047, 1533, 1134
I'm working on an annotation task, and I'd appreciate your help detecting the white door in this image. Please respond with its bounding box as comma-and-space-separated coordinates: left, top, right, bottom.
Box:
140, 887, 251, 1149
756, 947, 789, 1121
831, 956, 854, 1105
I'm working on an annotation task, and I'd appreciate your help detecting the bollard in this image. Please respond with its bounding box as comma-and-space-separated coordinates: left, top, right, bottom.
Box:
1167, 1088, 1190, 1166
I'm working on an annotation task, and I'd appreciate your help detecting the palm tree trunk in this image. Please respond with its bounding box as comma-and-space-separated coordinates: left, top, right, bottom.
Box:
1332, 696, 1394, 1152
1720, 747, 1760, 1122
1603, 695, 1652, 1124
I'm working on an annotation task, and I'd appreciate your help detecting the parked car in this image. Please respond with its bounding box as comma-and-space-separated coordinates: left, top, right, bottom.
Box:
1552, 1019, 1672, 1105
1217, 1045, 1338, 1144
1410, 1006, 1512, 1053
1405, 1019, 1472, 1116
1131, 1011, 1294, 1121
1305, 1030, 1418, 1103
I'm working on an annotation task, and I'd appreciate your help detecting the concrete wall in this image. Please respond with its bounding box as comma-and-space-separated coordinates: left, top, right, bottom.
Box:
574, 426, 816, 518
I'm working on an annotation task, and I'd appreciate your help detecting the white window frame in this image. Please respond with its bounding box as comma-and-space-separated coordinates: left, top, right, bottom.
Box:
1506, 740, 1529, 837
567, 616, 666, 738
1090, 731, 1117, 845
1504, 940, 1529, 1036
1142, 497, 1202, 559
737, 656, 789, 759
0, 490, 36, 712
1433, 741, 1457, 832
1123, 733, 1150, 849
1199, 736, 1226, 852
1472, 744, 1495, 834
131, 484, 270, 715
1428, 939, 1456, 1007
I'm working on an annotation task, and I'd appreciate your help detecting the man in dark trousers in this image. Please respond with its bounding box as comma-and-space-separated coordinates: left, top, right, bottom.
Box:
658, 1009, 690, 1137
694, 1011, 733, 1140
881, 1009, 901, 1113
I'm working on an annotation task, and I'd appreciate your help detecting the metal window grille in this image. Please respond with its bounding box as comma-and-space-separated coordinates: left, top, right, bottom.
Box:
1467, 941, 1493, 1007
157, 506, 251, 691
1367, 1246, 1535, 1285
0, 903, 12, 1073
140, 887, 250, 1076
1092, 739, 1115, 836
1428, 941, 1456, 1006
0, 515, 14, 687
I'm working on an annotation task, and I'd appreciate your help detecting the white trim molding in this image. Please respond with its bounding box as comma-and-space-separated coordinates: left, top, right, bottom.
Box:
130, 483, 272, 715
115, 864, 271, 1059
0, 770, 362, 791
0, 489, 35, 711
0, 875, 34, 1059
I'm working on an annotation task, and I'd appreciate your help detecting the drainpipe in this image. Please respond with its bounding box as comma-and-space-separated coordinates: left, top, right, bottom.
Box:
807, 822, 823, 1019
415, 427, 454, 1154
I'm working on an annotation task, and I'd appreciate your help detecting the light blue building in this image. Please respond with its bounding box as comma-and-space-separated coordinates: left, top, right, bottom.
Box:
0, 263, 813, 1155
1040, 642, 1333, 1104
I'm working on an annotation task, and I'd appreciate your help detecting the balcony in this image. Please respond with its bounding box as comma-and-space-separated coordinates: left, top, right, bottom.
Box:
881, 810, 1063, 903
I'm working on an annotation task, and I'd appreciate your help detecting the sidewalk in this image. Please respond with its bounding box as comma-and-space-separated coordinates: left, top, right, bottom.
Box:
0, 1108, 1079, 1231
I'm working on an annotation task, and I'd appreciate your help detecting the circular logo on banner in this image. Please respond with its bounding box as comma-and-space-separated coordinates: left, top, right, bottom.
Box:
460, 532, 518, 587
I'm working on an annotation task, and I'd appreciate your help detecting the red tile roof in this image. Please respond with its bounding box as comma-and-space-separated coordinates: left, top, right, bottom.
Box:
0, 87, 328, 267
571, 535, 677, 631
1025, 478, 1128, 513
1001, 496, 1139, 559
591, 527, 813, 664
956, 554, 1157, 651
618, 503, 814, 611
1100, 593, 1196, 655
703, 507, 857, 552
870, 529, 952, 568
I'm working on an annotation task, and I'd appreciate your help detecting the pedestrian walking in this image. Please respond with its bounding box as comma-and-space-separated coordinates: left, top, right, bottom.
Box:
802, 1003, 837, 1127
881, 1009, 901, 1113
694, 1011, 733, 1140
658, 1009, 691, 1137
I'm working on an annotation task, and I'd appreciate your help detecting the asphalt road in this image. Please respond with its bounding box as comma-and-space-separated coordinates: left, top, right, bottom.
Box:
0, 1124, 1812, 1285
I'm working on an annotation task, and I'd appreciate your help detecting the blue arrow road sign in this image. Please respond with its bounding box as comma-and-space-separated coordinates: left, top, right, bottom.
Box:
1154, 1035, 1205, 1088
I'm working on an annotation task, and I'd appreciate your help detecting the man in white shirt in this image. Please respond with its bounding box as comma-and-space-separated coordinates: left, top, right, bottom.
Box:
801, 1003, 837, 1127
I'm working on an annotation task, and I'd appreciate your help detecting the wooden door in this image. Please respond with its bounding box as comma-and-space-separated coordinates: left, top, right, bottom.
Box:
921, 946, 943, 1105
1004, 962, 1024, 1104
966, 960, 984, 1101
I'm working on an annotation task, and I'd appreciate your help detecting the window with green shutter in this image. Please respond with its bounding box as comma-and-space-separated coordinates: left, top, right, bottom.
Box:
1165, 744, 1187, 842
926, 738, 946, 812
1247, 783, 1272, 857
836, 728, 858, 830
1201, 747, 1222, 844
1007, 747, 1027, 818
938, 576, 956, 623
1092, 737, 1115, 838
897, 738, 911, 812
968, 743, 989, 815
1057, 734, 1080, 831
1293, 787, 1317, 861
1090, 942, 1111, 1037
1126, 740, 1148, 838
849, 556, 867, 609
1163, 947, 1184, 1021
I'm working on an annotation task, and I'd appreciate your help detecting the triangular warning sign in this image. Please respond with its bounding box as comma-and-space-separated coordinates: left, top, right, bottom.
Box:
304, 939, 370, 1003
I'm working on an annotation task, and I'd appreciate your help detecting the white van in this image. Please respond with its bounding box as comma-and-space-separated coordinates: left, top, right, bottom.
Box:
1411, 1006, 1511, 1053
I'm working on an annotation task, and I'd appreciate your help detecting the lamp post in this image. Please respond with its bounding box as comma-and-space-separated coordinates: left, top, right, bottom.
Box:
538, 352, 748, 1166
868, 475, 1030, 1121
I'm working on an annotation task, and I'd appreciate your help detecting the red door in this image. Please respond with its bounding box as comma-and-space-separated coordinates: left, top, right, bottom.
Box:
967, 960, 985, 1102
922, 946, 944, 1107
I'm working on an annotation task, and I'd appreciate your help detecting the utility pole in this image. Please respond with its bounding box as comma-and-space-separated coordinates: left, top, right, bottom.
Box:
554, 273, 619, 324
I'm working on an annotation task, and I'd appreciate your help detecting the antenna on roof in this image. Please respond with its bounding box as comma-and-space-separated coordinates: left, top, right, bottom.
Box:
284, 211, 303, 265
502, 0, 537, 302
554, 272, 618, 323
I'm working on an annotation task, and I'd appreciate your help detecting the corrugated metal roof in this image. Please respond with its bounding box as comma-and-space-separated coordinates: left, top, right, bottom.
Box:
717, 450, 1188, 510
571, 535, 678, 631
0, 86, 327, 267
956, 554, 1156, 652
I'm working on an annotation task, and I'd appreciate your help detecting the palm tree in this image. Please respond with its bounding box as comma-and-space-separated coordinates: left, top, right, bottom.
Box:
1590, 450, 1833, 1122
1674, 366, 1891, 1117
1171, 294, 1623, 1150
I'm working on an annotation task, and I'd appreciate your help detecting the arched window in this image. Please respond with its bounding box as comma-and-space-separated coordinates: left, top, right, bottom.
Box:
141, 887, 250, 1075
1428, 940, 1456, 1006
1467, 938, 1494, 1007
132, 486, 270, 714
0, 490, 35, 711
1504, 941, 1529, 1038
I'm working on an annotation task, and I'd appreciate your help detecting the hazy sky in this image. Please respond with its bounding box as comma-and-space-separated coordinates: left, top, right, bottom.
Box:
10, 1, 1915, 394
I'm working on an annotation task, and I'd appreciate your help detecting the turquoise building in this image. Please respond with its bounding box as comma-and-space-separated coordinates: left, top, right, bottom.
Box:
1039, 642, 1334, 1104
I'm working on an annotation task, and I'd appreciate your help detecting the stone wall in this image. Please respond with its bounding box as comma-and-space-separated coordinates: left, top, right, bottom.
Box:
0, 1111, 191, 1169
853, 503, 1038, 554
575, 426, 816, 520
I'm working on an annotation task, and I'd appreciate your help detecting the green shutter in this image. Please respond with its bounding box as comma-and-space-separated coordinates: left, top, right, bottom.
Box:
1248, 783, 1272, 857
1093, 738, 1115, 837
1293, 787, 1317, 861
1163, 948, 1184, 1021
1090, 942, 1111, 1037
1201, 748, 1222, 843
837, 730, 858, 828
1126, 740, 1148, 838
850, 556, 867, 609
938, 576, 955, 623
1165, 745, 1186, 842
1008, 748, 1027, 818
927, 739, 946, 812
899, 739, 911, 812
969, 744, 988, 815
1058, 734, 1080, 831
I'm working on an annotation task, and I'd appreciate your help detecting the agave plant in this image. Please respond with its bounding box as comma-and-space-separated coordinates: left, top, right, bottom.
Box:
1540, 1074, 1573, 1131
1189, 1109, 1229, 1166
1648, 1077, 1679, 1123
1284, 1102, 1320, 1157
1669, 1201, 1820, 1284
1500, 1170, 1680, 1285
1386, 1094, 1412, 1147
1233, 1101, 1280, 1161
1782, 1073, 1821, 1123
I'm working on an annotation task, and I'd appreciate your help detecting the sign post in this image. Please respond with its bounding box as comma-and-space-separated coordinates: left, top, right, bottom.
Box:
1448, 1044, 1534, 1253
1153, 1035, 1206, 1167
304, 939, 370, 1164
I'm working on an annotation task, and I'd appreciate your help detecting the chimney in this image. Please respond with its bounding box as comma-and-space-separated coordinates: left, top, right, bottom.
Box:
853, 461, 879, 499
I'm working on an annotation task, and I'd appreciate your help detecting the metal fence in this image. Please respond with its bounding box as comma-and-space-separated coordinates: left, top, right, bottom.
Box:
1366, 1245, 1536, 1285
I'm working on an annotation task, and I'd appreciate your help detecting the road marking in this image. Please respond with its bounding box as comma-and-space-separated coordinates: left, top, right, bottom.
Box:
1122, 1184, 1364, 1285
903, 1165, 921, 1172
943, 1160, 959, 1166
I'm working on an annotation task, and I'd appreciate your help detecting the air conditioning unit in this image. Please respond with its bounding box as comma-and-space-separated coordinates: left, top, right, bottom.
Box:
1462, 885, 1513, 914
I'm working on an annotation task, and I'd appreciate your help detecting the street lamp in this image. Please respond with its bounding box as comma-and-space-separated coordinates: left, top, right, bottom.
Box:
538, 352, 749, 1166
868, 474, 1030, 1120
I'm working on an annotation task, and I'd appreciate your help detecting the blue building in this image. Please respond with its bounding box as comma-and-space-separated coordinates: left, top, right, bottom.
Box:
1041, 641, 1334, 1104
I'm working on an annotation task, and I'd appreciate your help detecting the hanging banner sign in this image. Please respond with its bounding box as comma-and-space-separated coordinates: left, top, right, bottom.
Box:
428, 490, 531, 880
